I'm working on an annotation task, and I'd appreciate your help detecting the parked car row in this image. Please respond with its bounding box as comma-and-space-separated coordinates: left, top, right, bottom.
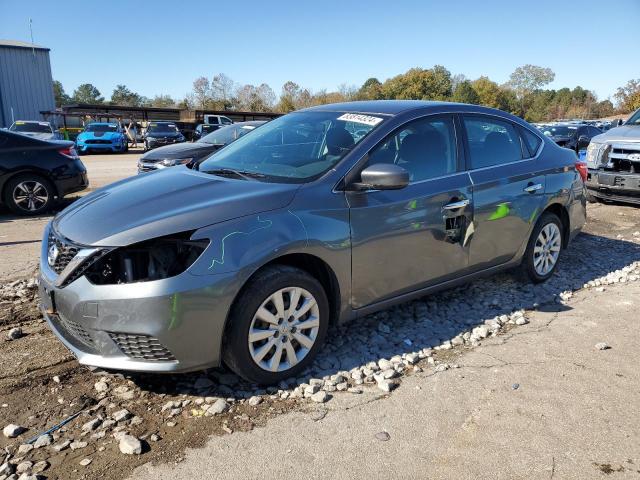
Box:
138, 121, 265, 172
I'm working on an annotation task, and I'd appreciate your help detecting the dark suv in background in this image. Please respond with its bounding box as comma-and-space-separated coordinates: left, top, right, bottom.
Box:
144, 121, 186, 151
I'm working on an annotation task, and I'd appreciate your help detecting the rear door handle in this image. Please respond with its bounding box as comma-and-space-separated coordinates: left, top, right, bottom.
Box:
523, 183, 543, 193
442, 199, 470, 211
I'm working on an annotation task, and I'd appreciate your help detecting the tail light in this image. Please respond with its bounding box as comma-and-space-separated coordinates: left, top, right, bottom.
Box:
59, 146, 78, 159
575, 161, 588, 182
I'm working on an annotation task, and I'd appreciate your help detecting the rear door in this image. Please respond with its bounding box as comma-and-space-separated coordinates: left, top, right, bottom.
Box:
348, 114, 472, 308
462, 114, 547, 270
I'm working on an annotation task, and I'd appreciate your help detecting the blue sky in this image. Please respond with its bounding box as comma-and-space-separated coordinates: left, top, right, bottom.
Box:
1, 0, 638, 103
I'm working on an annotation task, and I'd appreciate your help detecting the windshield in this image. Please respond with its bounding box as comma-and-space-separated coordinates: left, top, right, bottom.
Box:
10, 122, 52, 133
542, 125, 576, 137
626, 109, 640, 125
148, 123, 179, 133
86, 124, 117, 133
199, 111, 384, 182
200, 124, 259, 145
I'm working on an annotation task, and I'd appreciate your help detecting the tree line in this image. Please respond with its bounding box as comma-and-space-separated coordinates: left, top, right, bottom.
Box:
53, 65, 640, 122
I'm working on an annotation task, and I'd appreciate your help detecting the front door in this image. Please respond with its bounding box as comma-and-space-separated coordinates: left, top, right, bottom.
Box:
348, 114, 472, 309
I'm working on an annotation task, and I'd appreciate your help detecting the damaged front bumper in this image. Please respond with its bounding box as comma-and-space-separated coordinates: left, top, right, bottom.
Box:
38, 223, 239, 373
586, 169, 640, 204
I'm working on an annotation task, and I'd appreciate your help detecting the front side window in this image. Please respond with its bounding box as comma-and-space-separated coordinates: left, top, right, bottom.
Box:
365, 115, 458, 182
199, 111, 384, 182
463, 116, 524, 169
626, 109, 640, 125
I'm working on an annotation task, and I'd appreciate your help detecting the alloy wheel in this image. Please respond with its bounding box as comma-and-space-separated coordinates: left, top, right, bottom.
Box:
12, 180, 49, 212
248, 287, 320, 372
533, 223, 561, 276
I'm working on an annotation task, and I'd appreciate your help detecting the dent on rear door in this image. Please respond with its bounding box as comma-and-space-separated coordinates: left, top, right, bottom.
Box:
468, 161, 547, 270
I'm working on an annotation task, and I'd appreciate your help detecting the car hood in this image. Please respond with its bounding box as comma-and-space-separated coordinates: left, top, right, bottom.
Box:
592, 125, 640, 144
52, 167, 300, 247
141, 141, 218, 160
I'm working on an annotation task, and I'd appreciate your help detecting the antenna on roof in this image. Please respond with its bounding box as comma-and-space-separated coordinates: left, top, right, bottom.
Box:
29, 18, 35, 57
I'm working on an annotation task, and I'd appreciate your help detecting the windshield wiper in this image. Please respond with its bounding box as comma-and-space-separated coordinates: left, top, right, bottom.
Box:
203, 168, 266, 180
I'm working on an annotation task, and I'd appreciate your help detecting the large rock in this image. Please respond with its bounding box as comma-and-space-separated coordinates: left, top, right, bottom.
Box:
3, 424, 26, 438
119, 435, 142, 455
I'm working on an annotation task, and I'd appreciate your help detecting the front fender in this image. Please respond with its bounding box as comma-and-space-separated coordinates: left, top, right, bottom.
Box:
188, 206, 352, 321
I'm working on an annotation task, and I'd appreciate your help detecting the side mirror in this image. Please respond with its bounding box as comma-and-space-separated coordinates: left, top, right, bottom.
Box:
353, 163, 410, 191
577, 135, 591, 149
616, 119, 623, 126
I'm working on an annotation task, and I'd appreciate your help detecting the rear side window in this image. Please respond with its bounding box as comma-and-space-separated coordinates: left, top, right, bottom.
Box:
463, 116, 524, 169
520, 127, 542, 157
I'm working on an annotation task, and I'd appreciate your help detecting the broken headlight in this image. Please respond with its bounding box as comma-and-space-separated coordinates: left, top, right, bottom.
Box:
84, 232, 209, 285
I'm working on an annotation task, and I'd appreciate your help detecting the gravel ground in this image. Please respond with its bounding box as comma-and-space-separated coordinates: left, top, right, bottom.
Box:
0, 202, 639, 480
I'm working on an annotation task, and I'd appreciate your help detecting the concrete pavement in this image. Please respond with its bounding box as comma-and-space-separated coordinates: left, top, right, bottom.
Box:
132, 281, 640, 480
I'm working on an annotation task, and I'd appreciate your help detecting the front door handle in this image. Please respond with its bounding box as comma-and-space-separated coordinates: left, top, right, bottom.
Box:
442, 199, 470, 211
523, 183, 543, 193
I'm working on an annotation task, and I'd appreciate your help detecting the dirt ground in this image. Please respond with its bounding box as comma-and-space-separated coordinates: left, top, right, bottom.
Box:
0, 167, 639, 479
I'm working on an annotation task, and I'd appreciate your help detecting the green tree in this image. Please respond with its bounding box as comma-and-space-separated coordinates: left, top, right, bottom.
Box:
614, 79, 640, 112
110, 84, 145, 106
211, 73, 237, 109
52, 80, 71, 107
72, 83, 104, 104
358, 77, 383, 100
507, 65, 556, 100
381, 66, 452, 101
148, 94, 177, 108
452, 80, 480, 104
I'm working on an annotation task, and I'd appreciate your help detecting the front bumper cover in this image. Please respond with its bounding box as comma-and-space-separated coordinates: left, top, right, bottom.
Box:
586, 169, 640, 204
38, 223, 240, 373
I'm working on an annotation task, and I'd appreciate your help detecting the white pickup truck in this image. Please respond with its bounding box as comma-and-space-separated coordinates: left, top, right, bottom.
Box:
585, 108, 640, 204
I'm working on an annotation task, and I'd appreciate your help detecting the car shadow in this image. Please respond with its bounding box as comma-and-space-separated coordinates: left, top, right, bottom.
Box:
0, 198, 79, 224
122, 231, 640, 400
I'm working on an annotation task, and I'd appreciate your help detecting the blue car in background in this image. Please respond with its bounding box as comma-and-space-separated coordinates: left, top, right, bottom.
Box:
75, 122, 128, 154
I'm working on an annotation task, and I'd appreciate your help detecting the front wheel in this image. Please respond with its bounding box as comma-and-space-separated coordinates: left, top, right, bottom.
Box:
521, 212, 563, 283
4, 175, 55, 216
223, 265, 329, 384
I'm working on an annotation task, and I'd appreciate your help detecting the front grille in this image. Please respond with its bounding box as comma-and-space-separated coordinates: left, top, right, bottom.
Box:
85, 139, 112, 144
58, 314, 95, 348
109, 333, 176, 361
48, 230, 80, 274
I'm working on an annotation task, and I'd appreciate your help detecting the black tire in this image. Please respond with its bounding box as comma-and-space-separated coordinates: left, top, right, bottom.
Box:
520, 212, 563, 283
223, 265, 329, 385
123, 140, 129, 153
4, 174, 55, 216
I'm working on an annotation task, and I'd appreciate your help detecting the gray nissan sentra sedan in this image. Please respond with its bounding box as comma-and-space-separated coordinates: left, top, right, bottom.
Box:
39, 101, 586, 384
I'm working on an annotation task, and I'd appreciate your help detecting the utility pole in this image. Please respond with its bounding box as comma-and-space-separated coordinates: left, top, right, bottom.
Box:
29, 18, 35, 57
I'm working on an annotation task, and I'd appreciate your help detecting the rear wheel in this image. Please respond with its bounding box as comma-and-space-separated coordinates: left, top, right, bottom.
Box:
4, 175, 55, 216
223, 265, 329, 384
521, 212, 563, 283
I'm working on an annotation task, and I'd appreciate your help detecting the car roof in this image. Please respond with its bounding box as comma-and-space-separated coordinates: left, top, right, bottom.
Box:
300, 100, 526, 119
87, 122, 116, 126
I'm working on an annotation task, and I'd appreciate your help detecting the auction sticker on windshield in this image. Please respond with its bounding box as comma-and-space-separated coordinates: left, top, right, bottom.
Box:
337, 113, 383, 126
